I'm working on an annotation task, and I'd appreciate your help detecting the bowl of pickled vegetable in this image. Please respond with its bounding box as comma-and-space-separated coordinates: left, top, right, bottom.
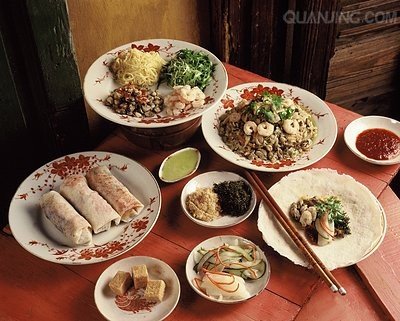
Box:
186, 235, 270, 304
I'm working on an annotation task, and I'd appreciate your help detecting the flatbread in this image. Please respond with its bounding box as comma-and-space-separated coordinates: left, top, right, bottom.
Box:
86, 166, 144, 222
257, 168, 386, 270
60, 175, 121, 234
40, 190, 92, 245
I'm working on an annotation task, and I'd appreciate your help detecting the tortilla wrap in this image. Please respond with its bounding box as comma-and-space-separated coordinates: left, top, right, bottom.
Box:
60, 175, 120, 233
40, 190, 92, 245
257, 168, 385, 270
86, 166, 144, 222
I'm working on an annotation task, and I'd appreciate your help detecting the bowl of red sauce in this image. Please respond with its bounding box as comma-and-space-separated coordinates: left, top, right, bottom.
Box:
344, 116, 400, 165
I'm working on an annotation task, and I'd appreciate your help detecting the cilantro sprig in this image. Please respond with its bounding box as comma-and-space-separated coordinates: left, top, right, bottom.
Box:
245, 91, 294, 122
316, 196, 351, 235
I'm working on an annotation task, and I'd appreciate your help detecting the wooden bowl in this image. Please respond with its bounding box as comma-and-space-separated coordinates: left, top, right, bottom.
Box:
121, 117, 202, 150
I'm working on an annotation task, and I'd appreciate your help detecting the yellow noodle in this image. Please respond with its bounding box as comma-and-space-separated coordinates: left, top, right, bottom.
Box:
111, 48, 166, 86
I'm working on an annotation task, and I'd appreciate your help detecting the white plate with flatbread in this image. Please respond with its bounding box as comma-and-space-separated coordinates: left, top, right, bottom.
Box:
257, 168, 386, 270
8, 151, 161, 265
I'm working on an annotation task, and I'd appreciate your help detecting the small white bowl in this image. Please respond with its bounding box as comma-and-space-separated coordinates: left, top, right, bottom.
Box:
344, 116, 400, 165
181, 171, 257, 228
185, 235, 270, 304
159, 147, 201, 183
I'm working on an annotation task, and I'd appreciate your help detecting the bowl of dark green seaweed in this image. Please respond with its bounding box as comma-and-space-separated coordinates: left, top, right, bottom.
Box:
180, 171, 257, 228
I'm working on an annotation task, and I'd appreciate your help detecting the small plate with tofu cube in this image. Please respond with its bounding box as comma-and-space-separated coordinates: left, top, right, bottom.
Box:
95, 256, 180, 321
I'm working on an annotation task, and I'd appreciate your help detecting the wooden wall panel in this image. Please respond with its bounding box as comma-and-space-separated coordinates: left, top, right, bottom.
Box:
289, 0, 341, 98
0, 0, 90, 228
210, 0, 288, 82
326, 0, 400, 118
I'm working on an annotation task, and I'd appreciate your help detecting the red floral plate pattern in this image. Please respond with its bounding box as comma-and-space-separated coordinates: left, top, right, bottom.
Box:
8, 151, 161, 265
83, 39, 228, 128
201, 82, 338, 172
95, 256, 180, 321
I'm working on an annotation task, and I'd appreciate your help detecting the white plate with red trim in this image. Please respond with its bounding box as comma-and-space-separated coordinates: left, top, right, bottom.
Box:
95, 256, 180, 321
83, 39, 228, 128
201, 82, 337, 172
8, 151, 161, 265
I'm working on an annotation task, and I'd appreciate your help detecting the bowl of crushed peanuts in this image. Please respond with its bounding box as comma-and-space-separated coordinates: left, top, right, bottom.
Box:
180, 171, 257, 228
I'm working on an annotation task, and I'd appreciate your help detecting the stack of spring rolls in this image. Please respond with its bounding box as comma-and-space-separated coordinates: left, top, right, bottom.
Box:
39, 166, 144, 246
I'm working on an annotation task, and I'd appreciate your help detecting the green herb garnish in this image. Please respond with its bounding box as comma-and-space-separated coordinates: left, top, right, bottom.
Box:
262, 92, 283, 111
279, 108, 294, 120
316, 196, 351, 235
245, 91, 294, 123
161, 49, 215, 91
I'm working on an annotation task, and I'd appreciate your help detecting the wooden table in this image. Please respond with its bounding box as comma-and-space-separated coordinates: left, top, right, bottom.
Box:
1, 64, 399, 321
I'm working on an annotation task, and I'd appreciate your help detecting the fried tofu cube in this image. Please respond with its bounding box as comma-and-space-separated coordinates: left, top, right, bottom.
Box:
132, 264, 149, 289
108, 271, 133, 296
144, 279, 166, 302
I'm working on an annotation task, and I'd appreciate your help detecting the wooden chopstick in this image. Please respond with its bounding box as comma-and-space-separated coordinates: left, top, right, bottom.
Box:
244, 170, 347, 295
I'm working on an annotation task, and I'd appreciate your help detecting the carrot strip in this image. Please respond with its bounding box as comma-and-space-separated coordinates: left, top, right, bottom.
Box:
205, 273, 240, 293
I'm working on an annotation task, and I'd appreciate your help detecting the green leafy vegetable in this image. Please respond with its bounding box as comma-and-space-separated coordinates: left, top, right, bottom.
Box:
262, 92, 283, 111
161, 49, 215, 91
258, 109, 276, 123
245, 90, 294, 123
279, 108, 294, 120
316, 196, 351, 235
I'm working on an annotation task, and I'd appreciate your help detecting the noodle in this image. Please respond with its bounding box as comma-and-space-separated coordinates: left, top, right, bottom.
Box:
110, 48, 166, 86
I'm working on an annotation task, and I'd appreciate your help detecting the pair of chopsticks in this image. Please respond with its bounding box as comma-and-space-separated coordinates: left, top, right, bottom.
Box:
244, 170, 347, 295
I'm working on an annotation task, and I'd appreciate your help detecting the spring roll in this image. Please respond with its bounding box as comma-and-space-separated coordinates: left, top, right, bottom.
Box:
86, 166, 144, 222
60, 175, 120, 234
40, 190, 92, 245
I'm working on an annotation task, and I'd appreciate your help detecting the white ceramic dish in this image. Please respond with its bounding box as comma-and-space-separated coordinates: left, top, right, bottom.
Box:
344, 115, 400, 165
95, 256, 180, 321
201, 82, 337, 172
83, 39, 228, 128
257, 168, 386, 270
8, 152, 161, 265
159, 147, 201, 183
180, 171, 256, 228
186, 235, 270, 304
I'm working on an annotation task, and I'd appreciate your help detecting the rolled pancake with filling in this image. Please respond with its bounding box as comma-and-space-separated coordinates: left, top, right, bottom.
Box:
60, 175, 120, 234
86, 166, 144, 222
40, 190, 92, 245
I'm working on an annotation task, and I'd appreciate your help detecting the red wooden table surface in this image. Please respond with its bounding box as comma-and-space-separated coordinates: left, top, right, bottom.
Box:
1, 64, 399, 321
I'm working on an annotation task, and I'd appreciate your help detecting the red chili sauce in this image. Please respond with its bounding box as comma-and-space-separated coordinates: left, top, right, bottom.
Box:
355, 128, 400, 160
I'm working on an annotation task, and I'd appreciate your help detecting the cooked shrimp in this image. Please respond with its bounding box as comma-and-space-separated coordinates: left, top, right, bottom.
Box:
257, 122, 274, 137
282, 119, 299, 134
243, 121, 257, 135
164, 85, 206, 115
299, 210, 313, 227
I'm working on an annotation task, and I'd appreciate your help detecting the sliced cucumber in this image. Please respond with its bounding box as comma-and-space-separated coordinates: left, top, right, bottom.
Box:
226, 245, 254, 261
195, 250, 215, 272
